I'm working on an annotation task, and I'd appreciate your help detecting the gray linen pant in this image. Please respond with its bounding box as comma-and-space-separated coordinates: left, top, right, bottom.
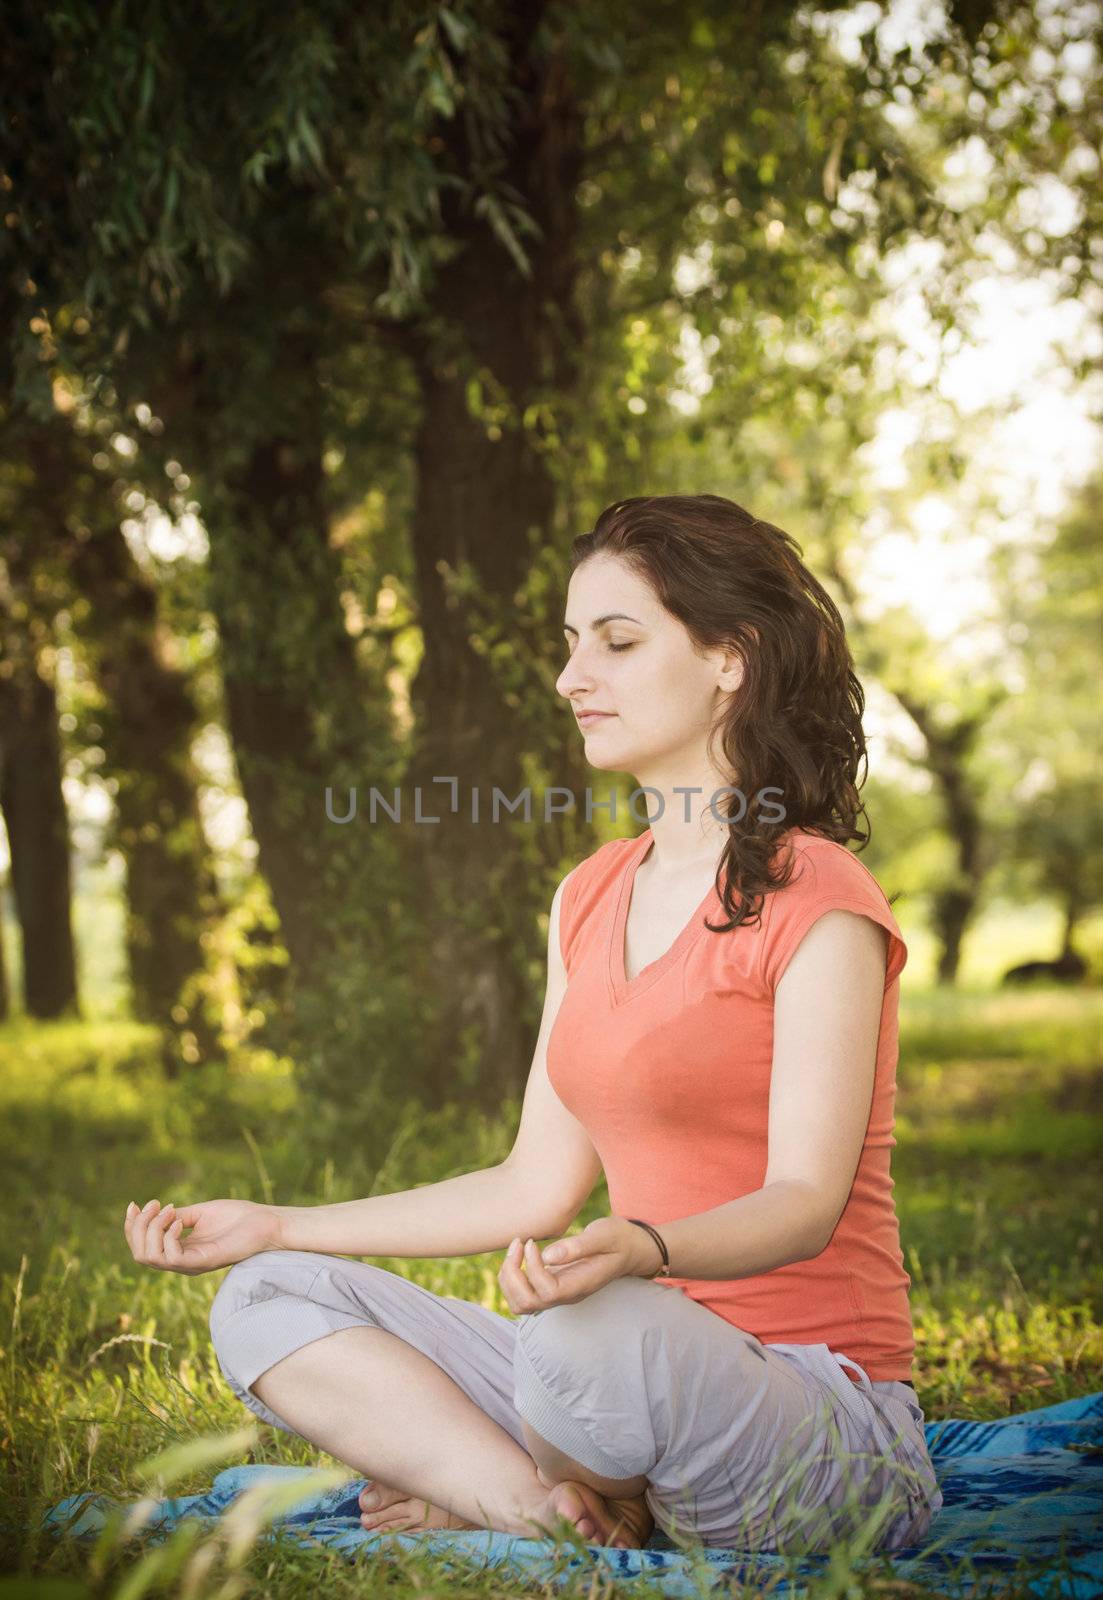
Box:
208, 1248, 943, 1553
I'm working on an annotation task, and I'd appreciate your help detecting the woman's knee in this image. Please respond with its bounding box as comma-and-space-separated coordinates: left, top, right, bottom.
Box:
517, 1276, 663, 1373
207, 1251, 355, 1433
208, 1250, 330, 1357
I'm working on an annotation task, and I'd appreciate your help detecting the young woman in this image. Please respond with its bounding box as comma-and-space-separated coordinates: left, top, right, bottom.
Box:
123, 494, 942, 1556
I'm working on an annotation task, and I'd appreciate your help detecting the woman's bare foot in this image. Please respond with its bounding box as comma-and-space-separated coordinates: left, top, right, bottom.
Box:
358, 1475, 654, 1548
531, 1479, 655, 1549
603, 1486, 655, 1549
359, 1479, 480, 1532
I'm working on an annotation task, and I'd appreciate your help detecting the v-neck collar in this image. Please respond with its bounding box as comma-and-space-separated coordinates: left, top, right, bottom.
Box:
607, 828, 721, 1006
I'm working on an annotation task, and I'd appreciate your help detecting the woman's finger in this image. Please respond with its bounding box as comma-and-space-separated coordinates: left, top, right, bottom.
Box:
129, 1198, 161, 1260
540, 1232, 578, 1267
162, 1216, 187, 1270
505, 1237, 566, 1311
499, 1238, 541, 1314
144, 1203, 177, 1266
123, 1200, 142, 1255
140, 1203, 176, 1267
497, 1238, 528, 1312
522, 1237, 563, 1302
547, 1255, 615, 1306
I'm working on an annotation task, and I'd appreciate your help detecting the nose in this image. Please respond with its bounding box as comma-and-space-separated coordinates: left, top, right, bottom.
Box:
556, 648, 595, 702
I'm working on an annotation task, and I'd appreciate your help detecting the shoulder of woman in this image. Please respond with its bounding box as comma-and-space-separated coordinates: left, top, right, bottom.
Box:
775, 831, 893, 909
758, 831, 907, 990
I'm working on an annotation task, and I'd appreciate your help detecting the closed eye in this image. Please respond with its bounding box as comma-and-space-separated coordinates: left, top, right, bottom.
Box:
561, 640, 636, 656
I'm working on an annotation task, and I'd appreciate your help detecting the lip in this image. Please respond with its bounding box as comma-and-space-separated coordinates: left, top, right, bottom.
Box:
576, 710, 616, 725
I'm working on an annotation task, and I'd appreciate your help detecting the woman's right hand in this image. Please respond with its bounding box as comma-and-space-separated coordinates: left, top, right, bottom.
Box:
123, 1197, 281, 1276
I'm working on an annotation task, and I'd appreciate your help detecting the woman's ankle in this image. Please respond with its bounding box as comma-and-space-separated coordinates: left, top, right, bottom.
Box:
503, 1480, 567, 1540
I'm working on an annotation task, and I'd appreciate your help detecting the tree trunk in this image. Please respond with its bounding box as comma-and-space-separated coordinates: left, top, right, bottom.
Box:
891, 691, 995, 986
1060, 889, 1084, 961
822, 552, 1003, 984
0, 645, 79, 1018
18, 414, 221, 1065
116, 233, 429, 1153
401, 11, 586, 1109
930, 881, 976, 986
205, 436, 393, 985
66, 521, 222, 1070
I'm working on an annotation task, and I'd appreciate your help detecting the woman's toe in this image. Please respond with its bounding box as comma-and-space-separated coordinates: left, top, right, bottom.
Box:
360, 1481, 402, 1512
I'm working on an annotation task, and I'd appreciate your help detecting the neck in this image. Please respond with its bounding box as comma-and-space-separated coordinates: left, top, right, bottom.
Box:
633, 766, 738, 873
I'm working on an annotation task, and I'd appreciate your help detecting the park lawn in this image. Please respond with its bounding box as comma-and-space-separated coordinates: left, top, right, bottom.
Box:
0, 986, 1100, 1599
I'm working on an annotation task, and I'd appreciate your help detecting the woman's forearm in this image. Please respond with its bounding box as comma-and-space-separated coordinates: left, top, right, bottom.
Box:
654, 1179, 829, 1280
270, 1162, 563, 1259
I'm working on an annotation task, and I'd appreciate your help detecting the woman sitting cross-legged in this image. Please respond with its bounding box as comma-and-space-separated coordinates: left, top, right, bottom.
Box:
123, 492, 942, 1555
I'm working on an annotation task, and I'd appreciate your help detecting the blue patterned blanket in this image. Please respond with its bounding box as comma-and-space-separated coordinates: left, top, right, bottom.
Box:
44, 1391, 1103, 1597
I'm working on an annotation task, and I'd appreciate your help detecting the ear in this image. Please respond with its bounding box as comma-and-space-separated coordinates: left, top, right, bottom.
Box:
717, 645, 746, 693
718, 625, 757, 692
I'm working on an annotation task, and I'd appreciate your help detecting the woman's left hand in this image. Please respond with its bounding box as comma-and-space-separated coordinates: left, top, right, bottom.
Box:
498, 1217, 661, 1313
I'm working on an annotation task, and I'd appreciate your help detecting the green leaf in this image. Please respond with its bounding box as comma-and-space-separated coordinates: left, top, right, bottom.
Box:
425, 71, 454, 117
293, 109, 325, 173
162, 164, 178, 224
137, 58, 155, 121
438, 7, 469, 52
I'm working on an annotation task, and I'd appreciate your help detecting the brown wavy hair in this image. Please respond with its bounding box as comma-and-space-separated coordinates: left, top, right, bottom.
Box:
570, 493, 872, 933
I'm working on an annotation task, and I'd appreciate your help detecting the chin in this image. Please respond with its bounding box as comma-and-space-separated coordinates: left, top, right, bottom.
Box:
580, 736, 622, 770
583, 736, 645, 776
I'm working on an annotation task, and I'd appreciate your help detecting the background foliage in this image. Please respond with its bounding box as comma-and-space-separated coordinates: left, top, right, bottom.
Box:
0, 1, 1101, 1588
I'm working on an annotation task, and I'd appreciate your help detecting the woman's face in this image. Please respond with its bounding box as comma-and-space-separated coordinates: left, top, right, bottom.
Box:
556, 553, 741, 779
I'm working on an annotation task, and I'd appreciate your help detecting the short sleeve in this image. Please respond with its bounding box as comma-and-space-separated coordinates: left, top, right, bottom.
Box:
557, 839, 631, 977
557, 864, 584, 972
758, 841, 908, 993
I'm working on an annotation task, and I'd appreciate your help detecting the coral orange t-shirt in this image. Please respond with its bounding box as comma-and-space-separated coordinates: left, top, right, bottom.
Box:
546, 825, 915, 1382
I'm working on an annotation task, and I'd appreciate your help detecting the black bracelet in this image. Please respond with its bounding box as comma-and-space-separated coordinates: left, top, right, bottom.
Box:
626, 1217, 671, 1278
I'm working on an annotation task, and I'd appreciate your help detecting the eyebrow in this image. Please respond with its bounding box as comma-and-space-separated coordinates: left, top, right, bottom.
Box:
563, 613, 644, 636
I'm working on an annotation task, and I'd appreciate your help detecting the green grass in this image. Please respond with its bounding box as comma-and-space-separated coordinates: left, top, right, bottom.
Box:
1, 985, 1101, 1598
